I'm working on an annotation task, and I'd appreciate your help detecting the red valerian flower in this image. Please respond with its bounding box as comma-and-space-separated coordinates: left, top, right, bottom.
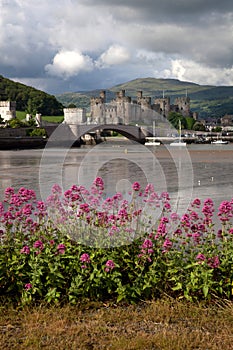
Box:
57, 243, 66, 254
105, 259, 115, 272
80, 253, 91, 263
132, 182, 140, 191
20, 246, 30, 254
24, 283, 32, 291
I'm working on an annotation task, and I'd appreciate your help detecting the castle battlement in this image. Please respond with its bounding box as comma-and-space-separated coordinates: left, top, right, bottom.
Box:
90, 90, 195, 125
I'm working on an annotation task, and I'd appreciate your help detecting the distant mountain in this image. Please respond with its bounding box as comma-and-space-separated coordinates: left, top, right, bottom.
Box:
0, 75, 63, 116
56, 78, 233, 118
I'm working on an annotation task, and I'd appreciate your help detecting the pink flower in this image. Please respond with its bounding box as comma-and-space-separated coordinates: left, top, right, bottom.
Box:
164, 201, 171, 211
51, 184, 62, 194
196, 253, 206, 261
33, 240, 44, 250
217, 229, 223, 239
155, 222, 167, 238
24, 283, 32, 291
174, 228, 182, 235
160, 192, 170, 200
80, 253, 91, 263
207, 256, 220, 269
18, 187, 36, 200
218, 201, 233, 222
191, 198, 201, 207
4, 187, 14, 200
0, 202, 4, 217
105, 259, 115, 272
20, 246, 30, 255
170, 213, 180, 221
190, 211, 199, 221
161, 216, 169, 224
57, 243, 66, 254
192, 232, 201, 243
142, 239, 153, 249
144, 183, 155, 194
36, 201, 47, 211
198, 224, 206, 232
22, 203, 33, 216
181, 213, 190, 227
108, 225, 119, 236
117, 208, 128, 220
163, 238, 172, 250
79, 203, 90, 214
204, 198, 214, 207
93, 177, 104, 190
132, 182, 140, 191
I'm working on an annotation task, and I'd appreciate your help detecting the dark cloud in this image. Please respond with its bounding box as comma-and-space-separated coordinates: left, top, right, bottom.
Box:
0, 0, 232, 94
82, 0, 233, 21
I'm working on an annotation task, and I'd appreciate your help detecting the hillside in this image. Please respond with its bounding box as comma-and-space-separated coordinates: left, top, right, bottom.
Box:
0, 75, 63, 116
56, 78, 233, 118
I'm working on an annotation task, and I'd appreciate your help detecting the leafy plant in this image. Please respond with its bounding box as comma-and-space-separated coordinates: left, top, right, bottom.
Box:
0, 179, 233, 305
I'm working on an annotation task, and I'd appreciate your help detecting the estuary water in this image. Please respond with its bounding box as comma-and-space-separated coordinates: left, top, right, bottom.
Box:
0, 140, 233, 219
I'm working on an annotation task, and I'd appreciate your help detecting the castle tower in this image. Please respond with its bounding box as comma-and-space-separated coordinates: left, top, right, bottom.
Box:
99, 90, 106, 103
118, 90, 125, 98
90, 91, 107, 123
153, 97, 170, 117
174, 96, 190, 117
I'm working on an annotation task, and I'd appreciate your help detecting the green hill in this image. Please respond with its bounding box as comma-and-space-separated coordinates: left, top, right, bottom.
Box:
0, 75, 63, 116
56, 78, 233, 118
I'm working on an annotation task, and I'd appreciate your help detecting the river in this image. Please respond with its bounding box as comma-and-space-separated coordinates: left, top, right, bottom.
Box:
0, 139, 233, 219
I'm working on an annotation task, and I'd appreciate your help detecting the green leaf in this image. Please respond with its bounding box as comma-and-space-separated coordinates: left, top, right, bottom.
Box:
203, 285, 209, 298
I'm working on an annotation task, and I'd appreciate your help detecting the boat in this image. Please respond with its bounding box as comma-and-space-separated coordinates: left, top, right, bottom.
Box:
170, 120, 186, 147
145, 137, 160, 146
170, 139, 186, 146
145, 121, 161, 146
211, 139, 228, 145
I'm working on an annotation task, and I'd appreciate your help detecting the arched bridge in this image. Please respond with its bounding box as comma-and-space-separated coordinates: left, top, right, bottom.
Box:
45, 123, 147, 144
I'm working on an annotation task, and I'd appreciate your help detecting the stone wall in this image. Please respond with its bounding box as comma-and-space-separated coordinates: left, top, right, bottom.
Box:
63, 107, 87, 124
90, 90, 195, 124
0, 128, 28, 137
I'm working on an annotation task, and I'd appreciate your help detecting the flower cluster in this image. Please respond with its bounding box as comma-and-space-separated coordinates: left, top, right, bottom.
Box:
1, 178, 233, 305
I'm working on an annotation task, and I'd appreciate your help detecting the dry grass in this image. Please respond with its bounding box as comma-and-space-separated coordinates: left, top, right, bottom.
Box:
0, 298, 233, 349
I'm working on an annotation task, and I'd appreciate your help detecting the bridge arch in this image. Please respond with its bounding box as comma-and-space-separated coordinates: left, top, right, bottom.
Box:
44, 123, 147, 147
68, 123, 146, 144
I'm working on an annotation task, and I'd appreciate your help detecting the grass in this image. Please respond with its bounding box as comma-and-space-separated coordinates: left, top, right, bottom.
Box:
1, 298, 233, 349
16, 111, 64, 123
41, 115, 64, 123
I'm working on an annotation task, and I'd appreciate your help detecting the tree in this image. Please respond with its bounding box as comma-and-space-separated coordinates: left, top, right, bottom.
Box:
193, 122, 206, 131
168, 112, 187, 130
212, 126, 222, 132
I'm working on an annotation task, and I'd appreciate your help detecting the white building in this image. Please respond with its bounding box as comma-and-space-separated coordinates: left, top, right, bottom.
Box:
0, 101, 16, 121
63, 107, 86, 124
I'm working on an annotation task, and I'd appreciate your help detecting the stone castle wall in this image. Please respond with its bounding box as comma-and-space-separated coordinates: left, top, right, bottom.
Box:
90, 90, 195, 124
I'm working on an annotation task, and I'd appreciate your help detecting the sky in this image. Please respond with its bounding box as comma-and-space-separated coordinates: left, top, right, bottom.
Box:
0, 0, 233, 94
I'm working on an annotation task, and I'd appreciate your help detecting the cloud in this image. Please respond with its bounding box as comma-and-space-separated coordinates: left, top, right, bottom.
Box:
0, 0, 232, 93
96, 45, 131, 67
163, 59, 233, 86
45, 51, 94, 78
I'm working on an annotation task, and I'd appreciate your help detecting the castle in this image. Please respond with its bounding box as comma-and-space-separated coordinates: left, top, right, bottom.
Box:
90, 90, 197, 124
0, 101, 16, 121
